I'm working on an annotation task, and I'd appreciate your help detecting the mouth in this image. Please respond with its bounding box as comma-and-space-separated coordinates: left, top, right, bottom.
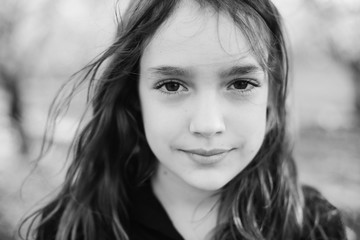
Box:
180, 148, 232, 156
179, 148, 234, 165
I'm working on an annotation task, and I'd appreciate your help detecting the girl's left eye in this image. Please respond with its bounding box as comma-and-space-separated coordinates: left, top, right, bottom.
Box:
228, 79, 259, 92
155, 80, 188, 94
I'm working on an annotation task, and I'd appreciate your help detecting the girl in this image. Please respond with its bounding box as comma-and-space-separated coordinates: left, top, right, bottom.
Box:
22, 0, 347, 239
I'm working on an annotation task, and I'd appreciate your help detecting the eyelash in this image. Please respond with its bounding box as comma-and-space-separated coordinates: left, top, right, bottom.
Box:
227, 79, 260, 94
154, 80, 188, 95
154, 79, 260, 95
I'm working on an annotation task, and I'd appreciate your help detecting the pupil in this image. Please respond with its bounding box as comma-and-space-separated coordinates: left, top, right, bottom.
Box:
165, 82, 180, 91
234, 81, 248, 89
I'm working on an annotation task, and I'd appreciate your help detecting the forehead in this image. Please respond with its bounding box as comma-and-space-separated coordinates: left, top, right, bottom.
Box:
141, 1, 263, 70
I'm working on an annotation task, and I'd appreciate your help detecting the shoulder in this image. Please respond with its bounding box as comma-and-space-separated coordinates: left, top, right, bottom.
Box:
300, 185, 347, 240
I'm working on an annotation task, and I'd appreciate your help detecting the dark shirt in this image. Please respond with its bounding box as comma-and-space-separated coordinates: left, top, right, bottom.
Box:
128, 183, 347, 240
128, 182, 183, 240
38, 183, 347, 240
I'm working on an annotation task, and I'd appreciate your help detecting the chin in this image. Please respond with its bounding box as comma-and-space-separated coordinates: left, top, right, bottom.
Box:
188, 177, 233, 192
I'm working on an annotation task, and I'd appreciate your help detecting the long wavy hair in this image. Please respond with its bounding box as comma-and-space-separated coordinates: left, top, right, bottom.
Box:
22, 0, 307, 240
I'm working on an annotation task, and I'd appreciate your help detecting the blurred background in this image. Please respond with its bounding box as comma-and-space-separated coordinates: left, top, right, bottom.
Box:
0, 0, 359, 239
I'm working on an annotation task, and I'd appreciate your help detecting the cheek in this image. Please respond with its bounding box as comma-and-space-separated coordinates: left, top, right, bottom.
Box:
230, 103, 267, 149
140, 96, 186, 148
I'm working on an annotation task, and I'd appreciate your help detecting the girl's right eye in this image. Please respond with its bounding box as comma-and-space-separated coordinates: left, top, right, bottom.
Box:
155, 80, 188, 94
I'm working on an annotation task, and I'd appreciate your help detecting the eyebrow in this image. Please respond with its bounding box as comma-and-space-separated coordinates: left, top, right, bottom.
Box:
148, 64, 263, 78
149, 66, 191, 77
219, 65, 263, 78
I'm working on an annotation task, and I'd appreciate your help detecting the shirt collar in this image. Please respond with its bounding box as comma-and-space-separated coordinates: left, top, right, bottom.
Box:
129, 181, 184, 240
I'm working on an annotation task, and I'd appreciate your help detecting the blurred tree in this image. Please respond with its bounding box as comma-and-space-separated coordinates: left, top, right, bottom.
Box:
304, 0, 360, 126
0, 213, 14, 240
0, 0, 57, 153
0, 0, 28, 153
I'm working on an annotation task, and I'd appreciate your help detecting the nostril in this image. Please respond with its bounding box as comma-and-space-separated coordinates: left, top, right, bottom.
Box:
189, 96, 225, 137
193, 130, 220, 138
189, 118, 225, 137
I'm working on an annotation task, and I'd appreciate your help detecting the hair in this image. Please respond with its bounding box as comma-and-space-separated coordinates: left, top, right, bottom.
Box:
20, 0, 327, 240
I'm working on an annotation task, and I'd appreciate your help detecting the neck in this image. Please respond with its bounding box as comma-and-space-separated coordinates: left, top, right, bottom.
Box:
151, 166, 220, 208
151, 166, 220, 240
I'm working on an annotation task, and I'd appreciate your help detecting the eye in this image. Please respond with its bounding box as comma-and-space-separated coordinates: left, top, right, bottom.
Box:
155, 80, 188, 94
228, 79, 259, 92
164, 82, 181, 91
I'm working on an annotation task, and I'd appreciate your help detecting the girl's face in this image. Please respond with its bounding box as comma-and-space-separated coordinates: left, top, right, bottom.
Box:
139, 2, 268, 192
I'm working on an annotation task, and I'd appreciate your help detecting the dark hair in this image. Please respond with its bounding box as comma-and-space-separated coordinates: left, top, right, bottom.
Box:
21, 0, 313, 240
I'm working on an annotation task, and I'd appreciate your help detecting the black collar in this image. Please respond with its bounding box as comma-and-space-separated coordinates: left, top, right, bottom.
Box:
129, 182, 184, 240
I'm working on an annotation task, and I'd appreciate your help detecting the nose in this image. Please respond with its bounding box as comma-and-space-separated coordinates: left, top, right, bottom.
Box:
189, 93, 226, 138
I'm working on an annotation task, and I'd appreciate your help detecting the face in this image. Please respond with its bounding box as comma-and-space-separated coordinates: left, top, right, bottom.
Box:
139, 1, 269, 193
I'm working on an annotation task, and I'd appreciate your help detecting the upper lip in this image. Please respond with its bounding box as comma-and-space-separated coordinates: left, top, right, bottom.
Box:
180, 148, 233, 156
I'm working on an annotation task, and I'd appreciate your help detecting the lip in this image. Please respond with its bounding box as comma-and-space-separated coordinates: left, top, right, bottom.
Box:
180, 148, 231, 156
179, 148, 234, 165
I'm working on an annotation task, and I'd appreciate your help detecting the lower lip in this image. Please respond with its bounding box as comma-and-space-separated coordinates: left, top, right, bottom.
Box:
181, 151, 230, 166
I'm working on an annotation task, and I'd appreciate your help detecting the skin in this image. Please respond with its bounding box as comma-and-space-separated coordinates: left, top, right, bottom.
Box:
138, 1, 269, 239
